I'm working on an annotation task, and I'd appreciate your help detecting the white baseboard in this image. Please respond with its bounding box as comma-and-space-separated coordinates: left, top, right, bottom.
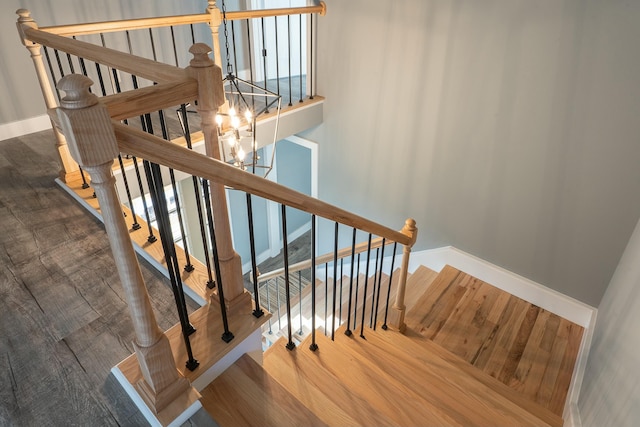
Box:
410, 246, 596, 424
0, 114, 52, 141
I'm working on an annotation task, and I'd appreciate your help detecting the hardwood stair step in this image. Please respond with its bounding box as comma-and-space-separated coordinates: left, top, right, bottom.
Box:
405, 264, 583, 416
263, 337, 395, 427
200, 353, 326, 427
329, 326, 559, 427
353, 325, 564, 427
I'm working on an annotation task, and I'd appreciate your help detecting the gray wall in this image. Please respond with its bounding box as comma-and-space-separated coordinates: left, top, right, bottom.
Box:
579, 217, 640, 426
1, 0, 205, 124
303, 0, 640, 307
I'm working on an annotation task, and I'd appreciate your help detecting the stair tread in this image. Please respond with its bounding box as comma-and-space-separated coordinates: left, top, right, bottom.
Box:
353, 326, 564, 427
264, 337, 394, 427
200, 353, 326, 427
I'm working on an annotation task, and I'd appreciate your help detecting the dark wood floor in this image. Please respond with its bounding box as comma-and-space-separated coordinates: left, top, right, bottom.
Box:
0, 130, 209, 426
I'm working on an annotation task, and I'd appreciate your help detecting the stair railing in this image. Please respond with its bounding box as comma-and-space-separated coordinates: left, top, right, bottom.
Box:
17, 1, 325, 183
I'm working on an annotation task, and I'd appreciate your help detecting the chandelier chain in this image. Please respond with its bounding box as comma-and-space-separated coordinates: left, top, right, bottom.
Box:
220, 0, 233, 76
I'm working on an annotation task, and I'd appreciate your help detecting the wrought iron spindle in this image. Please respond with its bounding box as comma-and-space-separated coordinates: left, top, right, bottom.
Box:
281, 204, 295, 350
42, 47, 62, 101
382, 243, 399, 330
359, 234, 373, 339
246, 193, 264, 318
260, 18, 269, 111
274, 16, 281, 96
145, 161, 198, 371
117, 155, 141, 230
373, 239, 386, 330
309, 14, 314, 100
299, 14, 303, 102
287, 15, 293, 107
331, 222, 339, 340
309, 214, 318, 351
345, 228, 357, 336
79, 167, 90, 189
201, 179, 234, 342
276, 278, 282, 330
53, 49, 65, 78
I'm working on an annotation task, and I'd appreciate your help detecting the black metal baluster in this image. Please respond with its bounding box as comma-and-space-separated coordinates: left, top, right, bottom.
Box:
369, 247, 381, 328
274, 16, 281, 97
260, 18, 269, 111
179, 105, 215, 289
309, 13, 314, 100
281, 205, 295, 350
145, 161, 198, 371
373, 239, 386, 331
42, 47, 62, 101
353, 253, 361, 331
299, 14, 303, 102
201, 179, 234, 343
65, 52, 76, 74
360, 234, 373, 339
190, 24, 196, 44
246, 193, 264, 318
231, 21, 239, 77
78, 167, 90, 189
331, 222, 338, 340
287, 15, 293, 107
309, 214, 318, 351
345, 228, 357, 336
382, 243, 399, 330
246, 19, 256, 110
53, 48, 65, 78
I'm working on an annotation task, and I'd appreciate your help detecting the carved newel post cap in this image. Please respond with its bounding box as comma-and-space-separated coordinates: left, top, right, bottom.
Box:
57, 75, 99, 109
55, 75, 118, 168
16, 9, 33, 21
189, 43, 214, 67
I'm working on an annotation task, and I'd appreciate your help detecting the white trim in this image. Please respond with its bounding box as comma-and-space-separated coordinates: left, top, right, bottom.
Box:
284, 134, 318, 198
409, 246, 595, 328
110, 366, 202, 427
0, 115, 52, 141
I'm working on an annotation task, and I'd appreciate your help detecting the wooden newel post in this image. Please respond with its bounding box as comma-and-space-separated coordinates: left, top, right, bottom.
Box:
54, 74, 193, 415
16, 9, 80, 183
206, 1, 224, 68
388, 218, 418, 333
187, 43, 251, 310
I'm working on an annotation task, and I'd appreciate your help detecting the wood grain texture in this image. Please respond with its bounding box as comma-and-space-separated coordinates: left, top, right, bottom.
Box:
201, 354, 326, 427
406, 265, 584, 416
0, 130, 194, 425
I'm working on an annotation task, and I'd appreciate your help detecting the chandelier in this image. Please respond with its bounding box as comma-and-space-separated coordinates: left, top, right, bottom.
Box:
215, 0, 282, 176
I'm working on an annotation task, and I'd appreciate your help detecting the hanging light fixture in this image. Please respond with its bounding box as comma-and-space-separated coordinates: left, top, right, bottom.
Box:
216, 0, 282, 176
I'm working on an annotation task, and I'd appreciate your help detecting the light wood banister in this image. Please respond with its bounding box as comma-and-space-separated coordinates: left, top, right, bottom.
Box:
113, 123, 412, 247
23, 28, 188, 84
101, 80, 199, 121
257, 237, 389, 283
37, 3, 326, 37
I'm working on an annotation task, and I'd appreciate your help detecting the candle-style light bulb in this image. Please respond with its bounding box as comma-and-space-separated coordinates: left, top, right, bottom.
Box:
231, 115, 240, 129
215, 114, 223, 136
237, 147, 246, 161
244, 110, 253, 132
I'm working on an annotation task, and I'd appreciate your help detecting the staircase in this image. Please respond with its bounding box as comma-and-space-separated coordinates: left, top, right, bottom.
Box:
197, 264, 583, 426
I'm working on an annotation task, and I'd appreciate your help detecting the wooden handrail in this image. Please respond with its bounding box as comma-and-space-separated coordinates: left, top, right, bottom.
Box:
101, 80, 199, 121
113, 122, 413, 247
37, 3, 326, 37
256, 237, 390, 283
23, 28, 188, 84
